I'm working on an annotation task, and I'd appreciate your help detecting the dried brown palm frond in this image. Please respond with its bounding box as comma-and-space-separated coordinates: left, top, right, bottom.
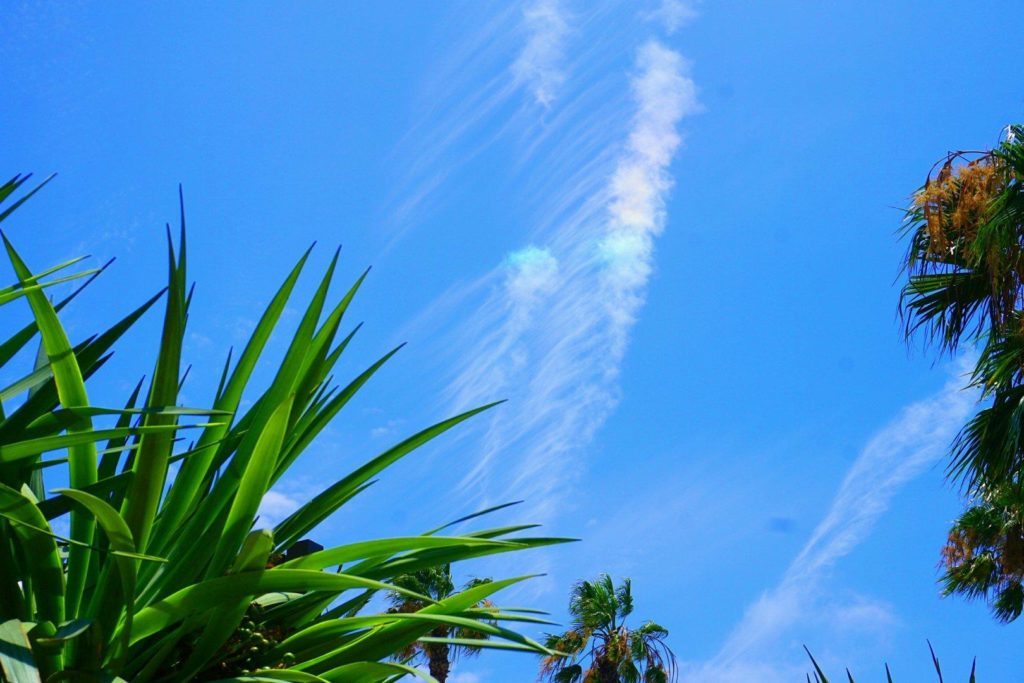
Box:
899, 132, 1024, 354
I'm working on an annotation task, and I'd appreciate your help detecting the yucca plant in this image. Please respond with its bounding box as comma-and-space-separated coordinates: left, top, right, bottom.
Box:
805, 643, 977, 682
0, 174, 569, 682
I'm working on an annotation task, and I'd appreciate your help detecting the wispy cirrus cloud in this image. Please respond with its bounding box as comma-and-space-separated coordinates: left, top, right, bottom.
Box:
447, 40, 699, 520
687, 363, 975, 680
447, 672, 482, 683
645, 0, 697, 34
513, 0, 570, 107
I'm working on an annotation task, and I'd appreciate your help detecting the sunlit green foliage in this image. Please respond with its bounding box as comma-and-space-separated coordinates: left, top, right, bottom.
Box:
0, 175, 569, 682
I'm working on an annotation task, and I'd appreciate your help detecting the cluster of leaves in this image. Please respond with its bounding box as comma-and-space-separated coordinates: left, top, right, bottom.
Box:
0, 175, 570, 682
901, 142, 1017, 358
898, 125, 1024, 621
941, 481, 1024, 622
539, 575, 676, 683
805, 643, 976, 682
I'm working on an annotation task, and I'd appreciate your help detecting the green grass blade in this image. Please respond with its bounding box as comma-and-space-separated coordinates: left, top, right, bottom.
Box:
125, 570, 425, 646
0, 173, 55, 224
209, 672, 331, 683
2, 234, 97, 616
0, 269, 100, 306
804, 646, 830, 683
98, 378, 145, 481
37, 474, 132, 520
0, 290, 163, 447
273, 402, 501, 550
0, 174, 32, 205
208, 395, 294, 577
319, 661, 436, 683
0, 485, 64, 627
273, 344, 404, 481
55, 488, 140, 666
0, 258, 111, 370
348, 535, 570, 581
0, 424, 208, 464
295, 575, 533, 673
276, 612, 550, 661
276, 536, 518, 571
424, 500, 524, 536
291, 268, 369, 409
153, 246, 313, 549
121, 227, 187, 552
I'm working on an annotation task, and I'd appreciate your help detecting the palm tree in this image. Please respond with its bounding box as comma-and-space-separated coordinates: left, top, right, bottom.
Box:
387, 565, 492, 682
899, 124, 1024, 620
540, 574, 676, 683
942, 480, 1024, 622
900, 124, 1024, 485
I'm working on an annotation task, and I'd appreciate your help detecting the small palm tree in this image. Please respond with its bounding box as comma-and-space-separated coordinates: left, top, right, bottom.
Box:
387, 565, 492, 682
540, 574, 676, 683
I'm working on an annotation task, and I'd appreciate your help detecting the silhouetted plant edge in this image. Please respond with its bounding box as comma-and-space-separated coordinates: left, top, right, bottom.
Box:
805, 641, 978, 682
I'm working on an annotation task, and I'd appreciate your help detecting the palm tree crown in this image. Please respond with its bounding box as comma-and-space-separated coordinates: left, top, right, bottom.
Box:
541, 574, 676, 683
900, 124, 1024, 620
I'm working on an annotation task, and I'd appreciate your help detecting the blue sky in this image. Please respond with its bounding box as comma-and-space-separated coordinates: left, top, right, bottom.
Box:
5, 1, 1024, 680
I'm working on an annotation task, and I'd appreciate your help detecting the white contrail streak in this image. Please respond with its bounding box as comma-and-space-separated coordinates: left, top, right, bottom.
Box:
689, 364, 975, 681
448, 41, 699, 521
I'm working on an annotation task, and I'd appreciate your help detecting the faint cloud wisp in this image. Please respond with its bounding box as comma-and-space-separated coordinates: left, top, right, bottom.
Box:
257, 490, 301, 529
513, 0, 570, 107
645, 0, 698, 34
